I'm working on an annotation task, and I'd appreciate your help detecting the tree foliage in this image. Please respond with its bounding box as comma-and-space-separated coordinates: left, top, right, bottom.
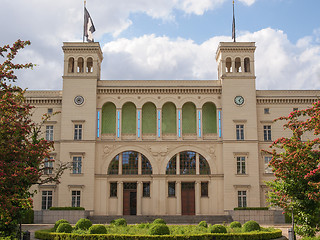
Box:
0, 40, 68, 236
265, 101, 320, 237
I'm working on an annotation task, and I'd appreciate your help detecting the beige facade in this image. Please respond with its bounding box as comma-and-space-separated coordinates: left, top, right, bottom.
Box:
26, 41, 320, 217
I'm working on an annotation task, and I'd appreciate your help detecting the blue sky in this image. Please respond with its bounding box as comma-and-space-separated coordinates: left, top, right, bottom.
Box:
1, 0, 320, 90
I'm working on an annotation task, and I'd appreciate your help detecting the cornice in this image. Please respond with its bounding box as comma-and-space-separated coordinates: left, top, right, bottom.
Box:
25, 98, 62, 105
257, 97, 319, 105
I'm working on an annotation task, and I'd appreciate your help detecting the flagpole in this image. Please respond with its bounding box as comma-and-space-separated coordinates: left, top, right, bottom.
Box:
83, 0, 86, 42
232, 0, 236, 42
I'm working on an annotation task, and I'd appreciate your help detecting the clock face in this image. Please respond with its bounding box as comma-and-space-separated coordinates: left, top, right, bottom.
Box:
234, 96, 244, 106
74, 96, 84, 105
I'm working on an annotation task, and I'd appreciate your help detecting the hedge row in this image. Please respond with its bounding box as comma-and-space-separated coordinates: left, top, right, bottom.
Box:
233, 207, 269, 211
49, 207, 85, 211
35, 229, 282, 240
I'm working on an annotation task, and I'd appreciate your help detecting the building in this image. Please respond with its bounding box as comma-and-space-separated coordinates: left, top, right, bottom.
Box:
26, 40, 320, 218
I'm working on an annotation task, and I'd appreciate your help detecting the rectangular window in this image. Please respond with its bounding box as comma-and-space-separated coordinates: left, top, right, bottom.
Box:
97, 111, 100, 138
110, 182, 117, 197
158, 110, 161, 138
138, 110, 141, 138
264, 156, 273, 173
236, 124, 244, 140
143, 182, 150, 197
72, 156, 82, 174
198, 111, 201, 137
72, 191, 81, 207
74, 124, 82, 140
293, 108, 298, 112
117, 111, 120, 138
238, 190, 247, 208
168, 182, 176, 197
237, 156, 246, 174
218, 110, 222, 138
178, 110, 181, 138
263, 125, 272, 141
48, 108, 53, 115
44, 156, 54, 175
201, 182, 208, 197
41, 191, 52, 210
264, 108, 270, 114
46, 125, 54, 141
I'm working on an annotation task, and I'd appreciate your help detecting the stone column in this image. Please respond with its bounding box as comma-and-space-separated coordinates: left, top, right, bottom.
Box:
196, 153, 200, 175
176, 181, 181, 215
195, 181, 201, 215
137, 181, 142, 215
117, 181, 123, 215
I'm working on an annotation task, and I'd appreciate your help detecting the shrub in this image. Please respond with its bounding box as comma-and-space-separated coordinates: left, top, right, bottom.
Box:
148, 224, 170, 235
21, 209, 34, 224
230, 221, 242, 228
54, 219, 69, 231
112, 218, 127, 226
56, 223, 72, 233
198, 221, 208, 228
210, 224, 227, 233
89, 225, 107, 234
243, 220, 260, 232
153, 218, 166, 225
75, 218, 92, 230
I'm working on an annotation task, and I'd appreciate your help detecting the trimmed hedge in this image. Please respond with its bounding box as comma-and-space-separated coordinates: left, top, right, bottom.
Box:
242, 221, 260, 232
234, 207, 269, 210
89, 225, 107, 234
49, 207, 85, 210
198, 221, 208, 228
229, 221, 242, 229
152, 219, 166, 225
54, 219, 69, 232
56, 223, 72, 233
75, 218, 92, 230
148, 224, 170, 235
35, 229, 282, 240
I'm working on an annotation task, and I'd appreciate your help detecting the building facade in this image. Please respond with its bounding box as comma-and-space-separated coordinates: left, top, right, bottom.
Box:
26, 41, 320, 216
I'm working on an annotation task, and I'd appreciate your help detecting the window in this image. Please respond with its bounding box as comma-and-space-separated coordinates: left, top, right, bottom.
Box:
72, 191, 81, 207
41, 191, 52, 210
141, 155, 152, 175
237, 156, 246, 174
201, 182, 208, 197
46, 125, 54, 141
110, 182, 117, 197
263, 125, 272, 141
166, 155, 176, 175
72, 156, 82, 174
74, 124, 82, 140
180, 151, 196, 175
238, 190, 247, 207
122, 151, 138, 175
199, 155, 211, 175
236, 125, 244, 140
264, 108, 269, 114
168, 182, 175, 197
48, 108, 53, 114
264, 156, 273, 173
143, 182, 150, 197
108, 155, 119, 175
44, 156, 54, 175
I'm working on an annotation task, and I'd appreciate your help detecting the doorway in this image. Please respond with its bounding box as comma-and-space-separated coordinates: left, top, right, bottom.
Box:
123, 182, 137, 215
181, 182, 195, 215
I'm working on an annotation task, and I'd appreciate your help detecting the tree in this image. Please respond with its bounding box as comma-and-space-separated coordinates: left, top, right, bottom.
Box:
265, 100, 320, 237
0, 40, 69, 236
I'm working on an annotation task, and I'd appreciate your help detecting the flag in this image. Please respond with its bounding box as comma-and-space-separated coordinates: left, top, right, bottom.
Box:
232, 0, 236, 42
84, 7, 95, 42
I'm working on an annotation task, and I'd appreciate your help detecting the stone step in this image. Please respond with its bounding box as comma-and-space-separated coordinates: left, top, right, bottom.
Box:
89, 215, 233, 225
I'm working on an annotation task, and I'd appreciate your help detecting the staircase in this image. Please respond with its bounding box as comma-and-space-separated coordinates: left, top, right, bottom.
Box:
89, 215, 233, 225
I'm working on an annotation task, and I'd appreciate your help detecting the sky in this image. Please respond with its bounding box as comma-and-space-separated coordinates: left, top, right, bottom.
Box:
1, 0, 320, 90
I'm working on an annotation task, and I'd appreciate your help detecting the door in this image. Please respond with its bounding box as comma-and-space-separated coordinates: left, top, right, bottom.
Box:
181, 182, 195, 215
123, 182, 137, 215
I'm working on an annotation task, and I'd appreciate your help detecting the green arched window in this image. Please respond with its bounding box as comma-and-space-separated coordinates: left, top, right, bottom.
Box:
142, 102, 156, 134
102, 102, 116, 134
122, 102, 136, 134
202, 102, 217, 134
162, 102, 176, 134
182, 102, 196, 134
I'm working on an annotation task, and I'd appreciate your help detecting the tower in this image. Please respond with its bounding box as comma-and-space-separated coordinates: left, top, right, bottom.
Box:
216, 42, 260, 210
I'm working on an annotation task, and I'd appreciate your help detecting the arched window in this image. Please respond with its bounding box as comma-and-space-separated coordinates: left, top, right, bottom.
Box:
107, 151, 152, 175
235, 57, 241, 72
102, 102, 116, 134
226, 57, 232, 73
199, 155, 211, 175
142, 102, 156, 134
68, 57, 74, 73
180, 151, 196, 175
77, 57, 84, 73
86, 57, 93, 73
108, 155, 119, 175
122, 102, 136, 134
182, 102, 196, 134
202, 102, 217, 134
162, 102, 176, 134
142, 155, 152, 175
244, 57, 250, 72
166, 155, 176, 175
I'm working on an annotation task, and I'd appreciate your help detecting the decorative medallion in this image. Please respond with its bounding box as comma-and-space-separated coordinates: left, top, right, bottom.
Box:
74, 95, 84, 105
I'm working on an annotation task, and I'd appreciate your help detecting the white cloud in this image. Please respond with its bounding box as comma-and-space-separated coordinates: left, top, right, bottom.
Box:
238, 0, 256, 6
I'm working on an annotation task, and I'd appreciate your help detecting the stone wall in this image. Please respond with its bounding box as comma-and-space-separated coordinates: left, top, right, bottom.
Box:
34, 210, 90, 224
228, 210, 285, 224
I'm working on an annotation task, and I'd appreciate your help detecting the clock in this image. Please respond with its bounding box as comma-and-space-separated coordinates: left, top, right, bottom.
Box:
234, 96, 244, 106
74, 95, 85, 105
